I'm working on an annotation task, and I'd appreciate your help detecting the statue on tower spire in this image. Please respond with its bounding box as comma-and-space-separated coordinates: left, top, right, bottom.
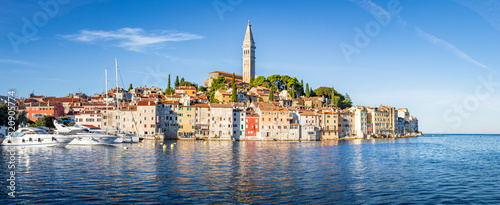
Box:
248, 19, 250, 25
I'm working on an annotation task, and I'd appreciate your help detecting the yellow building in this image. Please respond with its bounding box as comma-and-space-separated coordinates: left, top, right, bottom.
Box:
317, 110, 339, 139
175, 86, 197, 97
214, 89, 232, 103
176, 105, 196, 138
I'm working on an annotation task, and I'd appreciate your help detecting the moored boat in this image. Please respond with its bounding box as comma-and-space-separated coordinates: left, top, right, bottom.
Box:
53, 120, 118, 145
1, 127, 74, 147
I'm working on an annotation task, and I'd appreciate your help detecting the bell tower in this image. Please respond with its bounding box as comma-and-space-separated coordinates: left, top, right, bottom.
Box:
242, 20, 256, 83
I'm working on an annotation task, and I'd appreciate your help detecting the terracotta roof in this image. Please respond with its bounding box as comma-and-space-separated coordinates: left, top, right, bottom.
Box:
210, 71, 243, 78
260, 107, 289, 112
175, 86, 196, 90
210, 103, 233, 108
298, 111, 317, 116
194, 104, 210, 108
159, 100, 179, 104
137, 101, 156, 106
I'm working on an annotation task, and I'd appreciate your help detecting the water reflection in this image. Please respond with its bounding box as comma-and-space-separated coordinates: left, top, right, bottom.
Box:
1, 135, 499, 204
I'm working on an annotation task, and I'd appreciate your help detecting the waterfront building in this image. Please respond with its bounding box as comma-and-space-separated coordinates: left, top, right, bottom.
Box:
194, 104, 211, 138
136, 101, 159, 137
25, 102, 64, 121
339, 111, 354, 138
245, 110, 260, 140
176, 105, 196, 138
256, 105, 293, 140
294, 110, 319, 141
158, 100, 179, 139
232, 108, 245, 140
317, 110, 339, 140
349, 106, 368, 138
74, 110, 103, 129
209, 103, 234, 139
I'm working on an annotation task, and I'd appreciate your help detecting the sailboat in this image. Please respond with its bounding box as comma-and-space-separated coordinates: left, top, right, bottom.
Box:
112, 58, 139, 143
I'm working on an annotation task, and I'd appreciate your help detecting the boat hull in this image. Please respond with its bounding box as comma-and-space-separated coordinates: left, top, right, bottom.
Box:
68, 134, 119, 145
1, 134, 74, 147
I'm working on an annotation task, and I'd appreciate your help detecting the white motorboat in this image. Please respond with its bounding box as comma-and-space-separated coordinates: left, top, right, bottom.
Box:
53, 120, 118, 145
119, 132, 140, 143
1, 127, 74, 147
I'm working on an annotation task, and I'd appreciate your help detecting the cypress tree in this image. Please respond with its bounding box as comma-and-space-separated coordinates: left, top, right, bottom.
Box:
306, 83, 310, 98
231, 73, 238, 102
331, 87, 335, 105
269, 86, 274, 102
175, 76, 180, 87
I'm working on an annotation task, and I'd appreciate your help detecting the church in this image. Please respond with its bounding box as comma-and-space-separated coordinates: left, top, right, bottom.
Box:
203, 20, 256, 87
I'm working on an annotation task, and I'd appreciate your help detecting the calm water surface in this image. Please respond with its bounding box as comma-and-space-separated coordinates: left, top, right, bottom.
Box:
0, 134, 499, 204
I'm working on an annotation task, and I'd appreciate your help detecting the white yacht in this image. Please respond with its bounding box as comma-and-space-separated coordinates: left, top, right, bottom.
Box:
53, 121, 119, 145
118, 132, 140, 143
1, 127, 74, 147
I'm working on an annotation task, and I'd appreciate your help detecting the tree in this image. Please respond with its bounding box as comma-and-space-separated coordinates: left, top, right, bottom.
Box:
281, 75, 291, 90
34, 115, 56, 128
254, 76, 267, 86
198, 86, 207, 92
208, 75, 227, 103
290, 87, 296, 99
249, 77, 255, 86
0, 103, 29, 128
300, 79, 304, 95
267, 74, 282, 90
333, 96, 340, 107
175, 76, 180, 87
180, 77, 185, 85
128, 83, 133, 91
306, 83, 310, 98
165, 74, 174, 95
231, 73, 238, 102
287, 77, 299, 92
331, 87, 335, 105
342, 93, 353, 108
314, 87, 334, 98
269, 86, 274, 102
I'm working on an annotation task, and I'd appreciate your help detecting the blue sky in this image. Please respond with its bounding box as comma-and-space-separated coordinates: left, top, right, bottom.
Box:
1, 0, 500, 134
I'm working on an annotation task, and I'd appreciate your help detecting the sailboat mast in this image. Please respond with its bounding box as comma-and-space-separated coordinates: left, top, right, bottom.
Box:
115, 58, 119, 132
105, 69, 109, 133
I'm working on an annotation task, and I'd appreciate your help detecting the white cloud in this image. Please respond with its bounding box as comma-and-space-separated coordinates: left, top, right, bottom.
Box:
415, 26, 494, 73
61, 27, 204, 52
0, 59, 36, 66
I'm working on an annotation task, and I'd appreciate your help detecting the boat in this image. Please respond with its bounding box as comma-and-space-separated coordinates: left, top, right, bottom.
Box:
1, 127, 74, 147
119, 132, 140, 143
111, 58, 140, 143
53, 120, 119, 145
